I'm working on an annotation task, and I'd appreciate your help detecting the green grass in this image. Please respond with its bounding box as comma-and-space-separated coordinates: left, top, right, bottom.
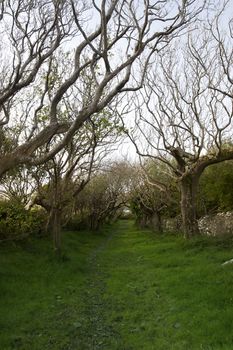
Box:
0, 228, 107, 350
1, 221, 233, 349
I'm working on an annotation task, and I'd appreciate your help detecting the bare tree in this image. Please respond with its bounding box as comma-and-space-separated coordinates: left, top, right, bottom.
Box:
124, 12, 233, 238
0, 0, 206, 177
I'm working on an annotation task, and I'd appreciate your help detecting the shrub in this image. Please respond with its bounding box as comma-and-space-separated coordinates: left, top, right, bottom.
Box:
0, 200, 47, 241
198, 161, 233, 215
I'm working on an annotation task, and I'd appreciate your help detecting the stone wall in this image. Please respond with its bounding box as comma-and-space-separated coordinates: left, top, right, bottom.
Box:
163, 211, 233, 236
198, 212, 233, 236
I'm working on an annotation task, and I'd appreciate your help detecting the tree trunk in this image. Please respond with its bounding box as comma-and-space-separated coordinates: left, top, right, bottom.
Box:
52, 207, 62, 255
180, 175, 200, 238
137, 214, 150, 228
150, 211, 163, 233
88, 213, 99, 231
50, 169, 63, 255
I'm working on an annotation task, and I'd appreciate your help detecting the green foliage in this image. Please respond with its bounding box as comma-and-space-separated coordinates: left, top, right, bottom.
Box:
198, 161, 233, 215
0, 127, 18, 153
0, 200, 46, 240
73, 174, 112, 230
64, 214, 88, 231
72, 163, 131, 230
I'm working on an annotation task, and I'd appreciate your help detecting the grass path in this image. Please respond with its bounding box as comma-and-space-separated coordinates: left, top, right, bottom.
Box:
74, 224, 122, 349
75, 220, 233, 350
1, 220, 233, 349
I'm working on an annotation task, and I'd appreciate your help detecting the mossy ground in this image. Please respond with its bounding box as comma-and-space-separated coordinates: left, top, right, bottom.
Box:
1, 220, 233, 349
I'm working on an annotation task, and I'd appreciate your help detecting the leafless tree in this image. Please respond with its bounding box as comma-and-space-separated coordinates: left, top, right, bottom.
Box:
124, 3, 233, 238
0, 0, 206, 178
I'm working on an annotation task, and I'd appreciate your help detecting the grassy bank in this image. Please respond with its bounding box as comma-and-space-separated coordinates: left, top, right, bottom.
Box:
1, 221, 233, 349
